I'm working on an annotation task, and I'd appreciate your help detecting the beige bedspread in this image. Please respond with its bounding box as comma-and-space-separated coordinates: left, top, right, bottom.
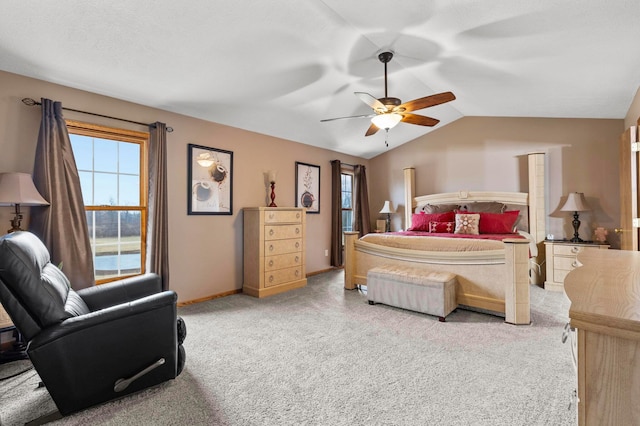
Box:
359, 233, 507, 252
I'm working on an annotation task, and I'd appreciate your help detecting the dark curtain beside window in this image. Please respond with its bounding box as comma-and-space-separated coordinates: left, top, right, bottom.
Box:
147, 122, 170, 291
353, 165, 371, 237
330, 160, 342, 266
30, 99, 95, 289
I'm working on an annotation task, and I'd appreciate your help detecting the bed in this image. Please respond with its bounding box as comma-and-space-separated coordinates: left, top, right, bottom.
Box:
344, 153, 546, 325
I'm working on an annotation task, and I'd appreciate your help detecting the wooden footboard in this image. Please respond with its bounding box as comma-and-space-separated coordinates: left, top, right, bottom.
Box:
344, 232, 530, 324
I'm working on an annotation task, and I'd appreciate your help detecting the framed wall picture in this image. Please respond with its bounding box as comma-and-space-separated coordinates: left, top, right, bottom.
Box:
295, 162, 320, 214
188, 144, 233, 215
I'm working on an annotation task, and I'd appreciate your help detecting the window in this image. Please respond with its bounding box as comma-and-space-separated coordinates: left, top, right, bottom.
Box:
341, 172, 353, 235
67, 120, 148, 284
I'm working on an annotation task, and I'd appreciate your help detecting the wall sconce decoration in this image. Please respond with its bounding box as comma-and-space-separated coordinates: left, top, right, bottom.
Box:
379, 200, 395, 232
268, 170, 277, 207
560, 192, 590, 243
0, 172, 50, 233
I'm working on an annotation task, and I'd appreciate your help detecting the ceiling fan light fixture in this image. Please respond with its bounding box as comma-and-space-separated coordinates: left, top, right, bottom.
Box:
371, 113, 402, 130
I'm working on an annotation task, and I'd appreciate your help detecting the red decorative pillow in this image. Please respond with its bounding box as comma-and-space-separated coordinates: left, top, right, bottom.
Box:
429, 221, 455, 233
477, 210, 520, 234
408, 211, 455, 231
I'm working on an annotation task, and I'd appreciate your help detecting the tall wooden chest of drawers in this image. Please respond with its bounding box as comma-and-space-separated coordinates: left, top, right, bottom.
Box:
243, 207, 307, 297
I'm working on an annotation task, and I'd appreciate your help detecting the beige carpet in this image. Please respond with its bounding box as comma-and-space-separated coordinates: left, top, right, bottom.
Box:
0, 270, 577, 425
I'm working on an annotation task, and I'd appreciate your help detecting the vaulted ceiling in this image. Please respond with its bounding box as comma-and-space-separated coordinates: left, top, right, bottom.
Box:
2, 1, 639, 158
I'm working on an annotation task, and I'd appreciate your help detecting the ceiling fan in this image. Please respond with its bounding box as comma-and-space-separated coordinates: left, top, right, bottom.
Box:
321, 51, 455, 138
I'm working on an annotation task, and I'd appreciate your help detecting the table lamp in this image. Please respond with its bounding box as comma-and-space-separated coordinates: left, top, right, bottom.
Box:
560, 192, 590, 243
0, 172, 50, 233
379, 200, 395, 232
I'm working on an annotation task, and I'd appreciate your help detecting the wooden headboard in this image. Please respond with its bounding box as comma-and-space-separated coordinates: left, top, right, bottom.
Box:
412, 190, 529, 231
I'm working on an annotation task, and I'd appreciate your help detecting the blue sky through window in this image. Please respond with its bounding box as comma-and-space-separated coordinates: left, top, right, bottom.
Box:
70, 135, 140, 206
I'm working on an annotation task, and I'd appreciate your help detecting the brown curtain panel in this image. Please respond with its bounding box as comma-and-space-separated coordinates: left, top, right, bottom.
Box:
147, 122, 170, 291
330, 160, 342, 266
30, 99, 95, 289
353, 165, 371, 237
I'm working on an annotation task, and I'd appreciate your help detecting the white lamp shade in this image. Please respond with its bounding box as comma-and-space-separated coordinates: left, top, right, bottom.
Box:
0, 172, 49, 206
371, 113, 402, 130
560, 192, 589, 212
379, 200, 395, 214
267, 170, 277, 183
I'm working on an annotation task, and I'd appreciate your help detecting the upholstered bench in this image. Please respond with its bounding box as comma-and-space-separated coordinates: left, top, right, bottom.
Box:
367, 266, 457, 321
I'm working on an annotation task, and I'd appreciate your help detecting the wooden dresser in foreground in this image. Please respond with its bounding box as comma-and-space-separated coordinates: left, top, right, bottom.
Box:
243, 207, 307, 297
565, 249, 640, 425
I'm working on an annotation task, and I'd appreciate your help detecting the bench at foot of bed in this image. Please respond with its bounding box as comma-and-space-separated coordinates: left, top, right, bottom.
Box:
367, 266, 457, 321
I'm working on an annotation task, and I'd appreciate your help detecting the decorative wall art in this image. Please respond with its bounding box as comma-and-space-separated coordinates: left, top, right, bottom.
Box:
188, 144, 233, 215
295, 162, 320, 213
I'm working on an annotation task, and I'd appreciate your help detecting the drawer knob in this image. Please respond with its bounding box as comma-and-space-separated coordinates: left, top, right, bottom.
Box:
571, 247, 579, 253
268, 275, 274, 283
295, 256, 299, 263
269, 260, 274, 267
269, 245, 274, 252
295, 227, 300, 234
269, 229, 274, 236
295, 242, 300, 249
295, 270, 299, 277
296, 212, 300, 219
571, 260, 580, 268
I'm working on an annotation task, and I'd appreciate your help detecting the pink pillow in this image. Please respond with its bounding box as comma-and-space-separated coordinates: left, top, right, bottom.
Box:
429, 221, 455, 233
408, 211, 455, 231
477, 210, 520, 234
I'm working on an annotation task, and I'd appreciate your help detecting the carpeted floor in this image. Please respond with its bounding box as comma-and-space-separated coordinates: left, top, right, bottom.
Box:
0, 270, 577, 425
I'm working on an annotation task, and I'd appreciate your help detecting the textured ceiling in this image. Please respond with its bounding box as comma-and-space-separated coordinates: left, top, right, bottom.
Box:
2, 1, 639, 158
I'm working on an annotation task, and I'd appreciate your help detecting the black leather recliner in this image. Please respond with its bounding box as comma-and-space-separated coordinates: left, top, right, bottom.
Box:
0, 231, 186, 416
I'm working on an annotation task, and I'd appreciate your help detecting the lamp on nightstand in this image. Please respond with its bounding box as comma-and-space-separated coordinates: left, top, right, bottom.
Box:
560, 192, 590, 243
379, 200, 395, 232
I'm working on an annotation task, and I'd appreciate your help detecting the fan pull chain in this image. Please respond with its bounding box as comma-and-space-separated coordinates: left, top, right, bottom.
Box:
385, 129, 389, 147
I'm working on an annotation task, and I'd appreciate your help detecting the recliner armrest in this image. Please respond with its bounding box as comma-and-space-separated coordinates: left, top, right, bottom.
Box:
77, 273, 162, 311
30, 290, 177, 348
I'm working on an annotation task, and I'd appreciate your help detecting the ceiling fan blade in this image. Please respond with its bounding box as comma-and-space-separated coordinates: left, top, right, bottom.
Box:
365, 123, 380, 136
401, 113, 440, 127
355, 92, 387, 112
397, 91, 456, 113
320, 113, 375, 122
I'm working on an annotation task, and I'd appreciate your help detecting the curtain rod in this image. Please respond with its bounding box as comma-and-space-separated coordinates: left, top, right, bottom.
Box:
331, 160, 356, 168
21, 98, 174, 132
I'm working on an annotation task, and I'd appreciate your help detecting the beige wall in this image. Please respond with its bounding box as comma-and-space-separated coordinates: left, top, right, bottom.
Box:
0, 70, 366, 303
369, 116, 624, 247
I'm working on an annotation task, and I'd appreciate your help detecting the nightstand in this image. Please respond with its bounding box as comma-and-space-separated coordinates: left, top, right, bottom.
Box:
544, 240, 609, 292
